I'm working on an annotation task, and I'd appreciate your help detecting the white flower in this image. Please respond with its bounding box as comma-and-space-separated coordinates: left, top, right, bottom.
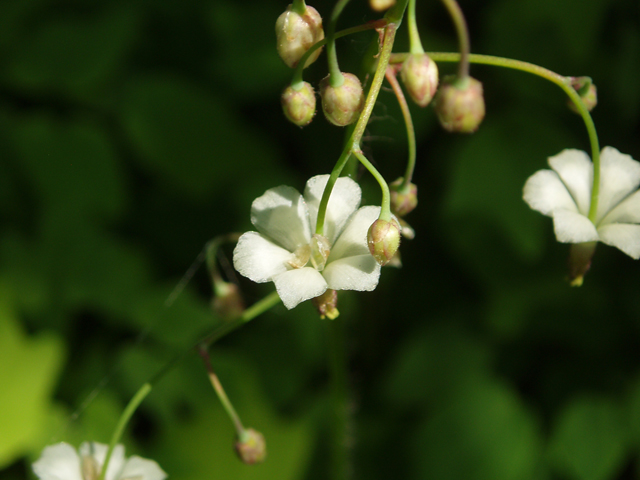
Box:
233, 175, 382, 309
523, 146, 640, 259
32, 442, 167, 480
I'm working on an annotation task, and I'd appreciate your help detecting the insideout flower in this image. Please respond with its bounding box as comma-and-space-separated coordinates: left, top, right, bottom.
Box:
233, 175, 382, 310
523, 146, 640, 259
33, 442, 166, 480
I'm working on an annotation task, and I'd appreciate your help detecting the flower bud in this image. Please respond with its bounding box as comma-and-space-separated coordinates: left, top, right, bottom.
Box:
281, 82, 316, 127
319, 72, 365, 126
389, 178, 418, 217
369, 0, 396, 12
367, 218, 401, 266
568, 77, 597, 113
434, 75, 485, 133
212, 281, 244, 321
276, 4, 324, 69
235, 428, 266, 464
568, 241, 597, 287
400, 53, 439, 107
398, 218, 415, 240
312, 289, 339, 319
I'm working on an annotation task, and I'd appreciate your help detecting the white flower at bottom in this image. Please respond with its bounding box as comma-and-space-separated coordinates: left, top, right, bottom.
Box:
233, 175, 382, 309
523, 146, 640, 259
32, 442, 167, 480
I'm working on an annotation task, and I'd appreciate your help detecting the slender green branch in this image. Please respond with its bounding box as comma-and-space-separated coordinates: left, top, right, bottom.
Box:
98, 383, 152, 480
326, 0, 353, 87
439, 0, 470, 78
328, 319, 350, 480
352, 149, 392, 221
385, 66, 417, 186
291, 0, 307, 15
407, 0, 424, 54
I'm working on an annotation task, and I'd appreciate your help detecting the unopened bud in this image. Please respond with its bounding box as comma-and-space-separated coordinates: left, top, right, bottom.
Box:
398, 218, 415, 240
568, 77, 597, 113
282, 82, 316, 127
568, 241, 597, 287
319, 72, 365, 126
312, 289, 339, 319
367, 218, 401, 266
212, 281, 244, 321
276, 4, 324, 69
235, 428, 266, 465
434, 75, 485, 133
389, 178, 418, 217
400, 53, 439, 107
369, 0, 396, 12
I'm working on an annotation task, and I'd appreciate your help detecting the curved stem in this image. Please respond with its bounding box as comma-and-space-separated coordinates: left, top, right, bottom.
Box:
407, 0, 424, 54
385, 66, 416, 186
98, 383, 152, 480
352, 149, 392, 221
439, 0, 470, 79
326, 0, 353, 87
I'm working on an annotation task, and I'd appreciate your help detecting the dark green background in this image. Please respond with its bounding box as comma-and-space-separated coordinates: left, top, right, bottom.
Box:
1, 0, 639, 479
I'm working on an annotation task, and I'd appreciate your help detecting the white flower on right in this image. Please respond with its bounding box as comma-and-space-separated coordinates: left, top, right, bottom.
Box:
523, 146, 640, 259
32, 442, 166, 480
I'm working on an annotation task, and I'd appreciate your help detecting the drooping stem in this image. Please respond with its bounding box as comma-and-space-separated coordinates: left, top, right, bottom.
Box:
352, 149, 392, 221
407, 0, 424, 54
326, 0, 353, 87
385, 66, 417, 186
328, 318, 350, 480
439, 0, 471, 79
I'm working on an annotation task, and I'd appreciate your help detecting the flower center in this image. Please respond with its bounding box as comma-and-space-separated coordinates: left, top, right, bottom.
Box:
288, 234, 331, 271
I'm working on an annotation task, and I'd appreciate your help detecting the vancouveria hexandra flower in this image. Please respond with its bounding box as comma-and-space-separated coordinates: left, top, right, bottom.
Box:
32, 442, 167, 480
523, 146, 640, 259
233, 175, 382, 310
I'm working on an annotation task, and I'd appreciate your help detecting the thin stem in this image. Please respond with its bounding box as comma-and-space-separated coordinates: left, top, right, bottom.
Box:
352, 149, 392, 221
407, 0, 424, 54
98, 383, 152, 480
417, 52, 601, 220
199, 345, 245, 435
439, 0, 470, 78
328, 319, 350, 480
291, 0, 307, 15
385, 66, 417, 186
326, 0, 353, 87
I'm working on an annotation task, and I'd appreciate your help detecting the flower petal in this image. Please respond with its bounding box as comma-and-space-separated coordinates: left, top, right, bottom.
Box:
323, 255, 381, 291
548, 149, 593, 215
233, 232, 292, 283
600, 189, 640, 225
120, 456, 167, 480
272, 267, 327, 309
80, 442, 125, 480
329, 206, 381, 261
33, 443, 82, 480
597, 223, 640, 259
552, 209, 599, 243
250, 185, 311, 251
595, 147, 640, 224
523, 169, 579, 216
304, 175, 361, 244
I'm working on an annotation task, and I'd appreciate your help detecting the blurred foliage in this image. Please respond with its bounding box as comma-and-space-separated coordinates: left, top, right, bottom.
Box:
0, 0, 639, 479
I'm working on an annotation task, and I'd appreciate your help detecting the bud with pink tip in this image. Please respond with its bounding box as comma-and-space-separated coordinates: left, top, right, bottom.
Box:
389, 178, 418, 217
400, 53, 439, 107
281, 82, 316, 127
434, 75, 485, 133
235, 428, 266, 464
276, 4, 324, 69
367, 218, 401, 266
319, 73, 365, 126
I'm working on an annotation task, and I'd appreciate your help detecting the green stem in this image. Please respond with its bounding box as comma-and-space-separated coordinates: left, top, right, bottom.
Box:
291, 0, 306, 15
326, 0, 353, 87
385, 66, 416, 186
352, 149, 392, 221
328, 319, 350, 480
98, 383, 152, 480
407, 0, 424, 54
316, 22, 400, 235
439, 0, 470, 79
415, 52, 600, 220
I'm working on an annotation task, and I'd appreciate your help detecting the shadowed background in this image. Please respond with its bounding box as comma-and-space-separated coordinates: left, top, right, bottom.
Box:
1, 0, 640, 479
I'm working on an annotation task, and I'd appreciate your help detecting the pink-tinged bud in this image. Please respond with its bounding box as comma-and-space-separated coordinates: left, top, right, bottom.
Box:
568, 77, 597, 113
212, 281, 244, 321
434, 75, 485, 133
235, 428, 266, 464
281, 82, 316, 127
319, 72, 365, 126
398, 218, 415, 240
367, 218, 401, 266
389, 178, 418, 217
276, 4, 324, 69
568, 241, 597, 287
369, 0, 396, 12
312, 289, 339, 319
400, 53, 439, 107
